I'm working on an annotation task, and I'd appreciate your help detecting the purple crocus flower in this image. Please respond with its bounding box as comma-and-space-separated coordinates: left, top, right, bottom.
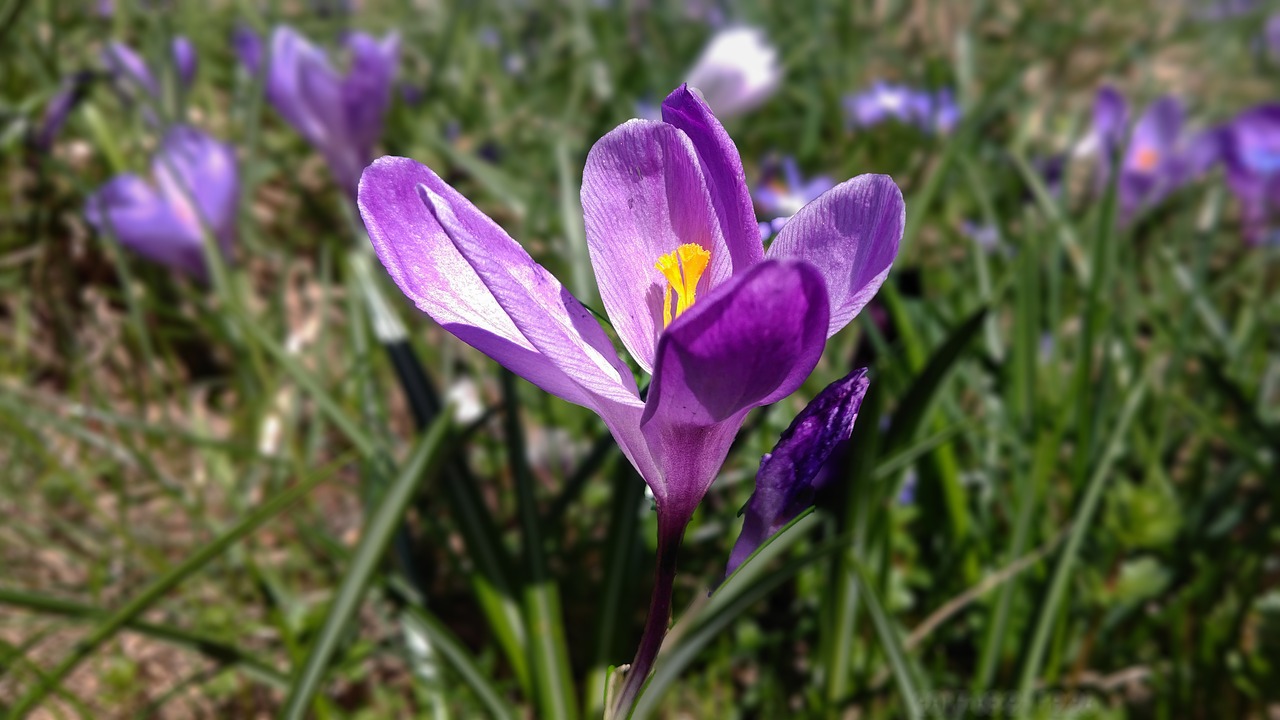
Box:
359, 84, 903, 713
85, 126, 238, 279
845, 81, 921, 127
1092, 86, 1219, 221
754, 156, 836, 238
102, 37, 197, 101
232, 26, 263, 75
726, 368, 869, 576
32, 72, 93, 151
845, 82, 959, 134
244, 26, 399, 200
1222, 104, 1280, 244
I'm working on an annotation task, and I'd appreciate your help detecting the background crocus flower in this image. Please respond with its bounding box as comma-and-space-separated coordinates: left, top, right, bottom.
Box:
1092, 86, 1217, 220
103, 36, 197, 102
360, 84, 902, 713
31, 72, 93, 151
683, 26, 781, 118
246, 26, 399, 200
1222, 104, 1280, 244
844, 82, 959, 134
726, 368, 870, 577
85, 126, 239, 279
754, 156, 835, 238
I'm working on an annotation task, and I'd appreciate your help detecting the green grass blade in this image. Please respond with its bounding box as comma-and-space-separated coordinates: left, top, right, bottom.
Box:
5, 454, 346, 719
1013, 374, 1148, 717
0, 588, 288, 689
848, 557, 923, 719
502, 372, 579, 720
279, 413, 452, 720
399, 605, 521, 720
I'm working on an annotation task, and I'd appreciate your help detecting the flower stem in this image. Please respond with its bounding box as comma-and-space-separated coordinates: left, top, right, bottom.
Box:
611, 511, 688, 718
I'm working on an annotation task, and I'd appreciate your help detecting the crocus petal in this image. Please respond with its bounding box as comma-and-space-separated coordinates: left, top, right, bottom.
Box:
172, 37, 197, 87
660, 84, 763, 273
726, 367, 870, 577
765, 174, 903, 338
581, 119, 731, 373
1128, 96, 1183, 170
33, 72, 91, 151
267, 27, 337, 148
85, 174, 207, 278
1179, 127, 1223, 183
361, 157, 644, 408
103, 42, 158, 98
152, 126, 239, 253
1093, 86, 1128, 158
343, 31, 399, 153
639, 260, 829, 521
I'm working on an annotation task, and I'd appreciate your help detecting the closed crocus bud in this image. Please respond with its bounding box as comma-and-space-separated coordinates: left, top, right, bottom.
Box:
32, 72, 93, 151
172, 37, 197, 87
725, 368, 870, 577
258, 26, 399, 200
103, 41, 159, 99
85, 126, 239, 280
232, 26, 264, 75
684, 26, 780, 118
103, 36, 197, 103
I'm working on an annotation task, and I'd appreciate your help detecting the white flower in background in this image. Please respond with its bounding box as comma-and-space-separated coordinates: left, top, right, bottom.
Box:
445, 376, 486, 425
684, 26, 780, 118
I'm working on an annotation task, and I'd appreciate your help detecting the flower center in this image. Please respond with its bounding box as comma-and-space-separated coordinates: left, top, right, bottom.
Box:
654, 243, 711, 328
1133, 146, 1160, 173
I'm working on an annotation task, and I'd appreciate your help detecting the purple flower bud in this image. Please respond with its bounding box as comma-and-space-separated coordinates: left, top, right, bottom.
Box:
85, 126, 239, 280
103, 35, 197, 104
232, 26, 263, 75
172, 36, 197, 87
726, 368, 870, 577
103, 41, 159, 98
32, 72, 92, 151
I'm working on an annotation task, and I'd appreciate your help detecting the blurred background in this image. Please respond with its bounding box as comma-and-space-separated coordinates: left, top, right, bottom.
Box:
2, 0, 1279, 718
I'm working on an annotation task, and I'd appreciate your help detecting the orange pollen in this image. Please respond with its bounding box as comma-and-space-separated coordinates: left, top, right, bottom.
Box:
1134, 147, 1160, 172
654, 243, 711, 328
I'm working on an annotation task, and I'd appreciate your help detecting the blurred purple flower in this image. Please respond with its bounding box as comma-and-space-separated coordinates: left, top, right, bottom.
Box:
359, 84, 902, 712
1222, 104, 1280, 244
845, 82, 960, 134
241, 26, 399, 200
102, 37, 197, 102
1092, 86, 1219, 221
726, 368, 869, 576
684, 26, 780, 117
32, 72, 93, 151
232, 26, 263, 75
173, 37, 197, 86
897, 469, 918, 505
961, 220, 1002, 252
754, 156, 835, 238
85, 126, 239, 279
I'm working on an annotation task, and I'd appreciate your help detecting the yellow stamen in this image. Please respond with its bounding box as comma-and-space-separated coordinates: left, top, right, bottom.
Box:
1134, 147, 1160, 172
654, 243, 711, 328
